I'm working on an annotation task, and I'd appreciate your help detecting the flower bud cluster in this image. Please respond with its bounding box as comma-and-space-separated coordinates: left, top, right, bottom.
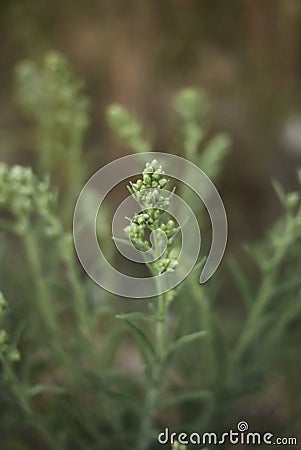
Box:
129, 159, 169, 209
126, 160, 179, 274
0, 163, 60, 236
155, 257, 178, 274
127, 211, 154, 250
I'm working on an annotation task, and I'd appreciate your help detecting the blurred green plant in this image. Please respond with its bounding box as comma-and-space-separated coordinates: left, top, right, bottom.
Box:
0, 292, 20, 364
15, 51, 89, 222
119, 158, 204, 450
0, 53, 300, 450
172, 442, 187, 450
175, 88, 231, 181
107, 104, 151, 154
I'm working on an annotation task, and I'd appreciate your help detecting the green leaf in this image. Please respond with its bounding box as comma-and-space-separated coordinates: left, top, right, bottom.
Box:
27, 384, 65, 397
273, 180, 287, 204
228, 257, 253, 310
103, 326, 125, 366
267, 291, 301, 345
159, 389, 211, 409
116, 312, 155, 322
168, 330, 207, 356
125, 320, 156, 366
198, 133, 230, 180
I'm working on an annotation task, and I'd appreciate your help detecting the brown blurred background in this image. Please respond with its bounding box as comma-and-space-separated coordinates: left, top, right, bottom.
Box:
1, 0, 301, 248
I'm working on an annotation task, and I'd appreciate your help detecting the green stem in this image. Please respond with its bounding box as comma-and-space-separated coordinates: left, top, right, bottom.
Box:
156, 293, 167, 362
21, 228, 85, 384
62, 237, 91, 336
190, 283, 216, 427
22, 230, 57, 334
60, 235, 105, 374
136, 275, 169, 450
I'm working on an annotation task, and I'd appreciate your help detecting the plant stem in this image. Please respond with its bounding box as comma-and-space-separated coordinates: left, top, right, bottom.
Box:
156, 293, 167, 361
22, 230, 58, 334
21, 228, 86, 385
62, 236, 91, 336
136, 286, 169, 450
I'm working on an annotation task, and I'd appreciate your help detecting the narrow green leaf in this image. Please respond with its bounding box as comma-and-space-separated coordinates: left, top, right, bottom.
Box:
168, 330, 207, 356
272, 180, 287, 207
159, 389, 211, 409
28, 384, 65, 397
267, 291, 301, 345
125, 320, 156, 366
228, 257, 253, 310
198, 133, 230, 180
116, 312, 155, 322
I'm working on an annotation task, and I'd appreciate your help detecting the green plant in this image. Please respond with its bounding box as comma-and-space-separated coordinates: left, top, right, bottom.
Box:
174, 87, 231, 181
122, 158, 205, 450
15, 51, 89, 223
0, 52, 300, 450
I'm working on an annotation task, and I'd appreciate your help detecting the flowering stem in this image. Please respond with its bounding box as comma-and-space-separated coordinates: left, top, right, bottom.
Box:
156, 294, 167, 361
126, 160, 178, 449
136, 267, 170, 450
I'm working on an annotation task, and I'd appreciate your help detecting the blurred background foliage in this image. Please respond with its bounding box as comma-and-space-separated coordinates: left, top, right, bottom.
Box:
1, 0, 301, 246
0, 1, 301, 449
